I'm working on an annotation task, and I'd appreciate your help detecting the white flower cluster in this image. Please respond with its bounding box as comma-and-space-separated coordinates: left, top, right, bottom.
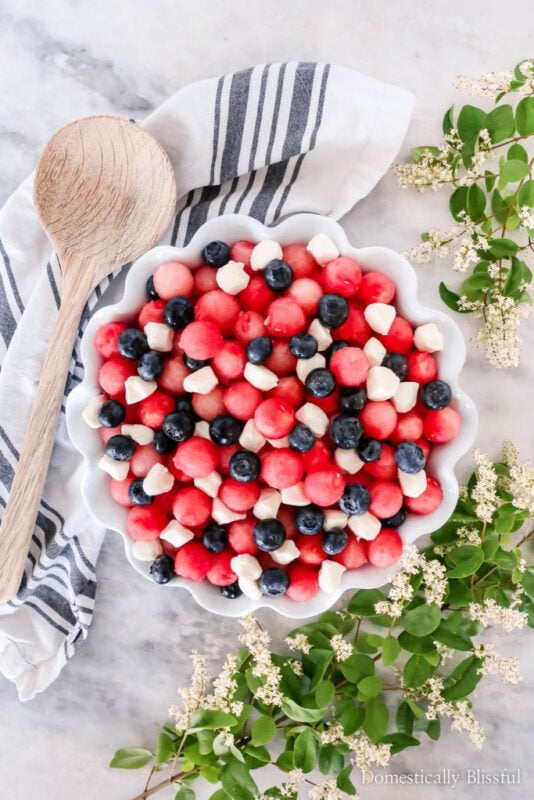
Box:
309, 778, 344, 800
374, 545, 447, 618
321, 725, 391, 771
423, 677, 485, 748
394, 147, 455, 192
204, 653, 243, 717
474, 294, 530, 369
405, 226, 462, 264
506, 445, 534, 513
453, 70, 514, 97
240, 614, 283, 706
279, 768, 305, 798
469, 598, 528, 632
472, 450, 499, 523
330, 634, 353, 662
169, 650, 208, 732
518, 205, 534, 230
285, 632, 312, 654
474, 643, 522, 685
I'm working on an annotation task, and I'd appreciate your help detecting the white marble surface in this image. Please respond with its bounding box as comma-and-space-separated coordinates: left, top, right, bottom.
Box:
1, 0, 533, 798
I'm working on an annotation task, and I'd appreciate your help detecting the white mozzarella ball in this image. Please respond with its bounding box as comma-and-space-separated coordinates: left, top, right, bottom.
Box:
121, 424, 154, 445
98, 454, 129, 481
335, 448, 364, 474
143, 463, 174, 496
244, 362, 279, 391
160, 520, 195, 548
306, 233, 340, 266
308, 318, 333, 351
239, 578, 263, 599
281, 482, 309, 506
194, 420, 211, 439
231, 554, 262, 580
319, 560, 346, 593
216, 260, 250, 294
414, 322, 444, 353
266, 436, 289, 448
363, 337, 387, 367
366, 366, 400, 401
324, 509, 349, 530
132, 540, 163, 561
144, 322, 173, 352
347, 512, 381, 540
295, 403, 329, 436
253, 488, 282, 520
364, 302, 396, 335
393, 382, 419, 413
239, 419, 266, 453
398, 468, 427, 498
82, 394, 105, 428
194, 471, 222, 499
271, 540, 300, 565
250, 240, 282, 271
212, 498, 246, 524
296, 352, 326, 384
183, 366, 218, 394
125, 376, 157, 404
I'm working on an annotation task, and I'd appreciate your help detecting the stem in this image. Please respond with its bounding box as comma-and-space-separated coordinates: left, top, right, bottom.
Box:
130, 768, 198, 800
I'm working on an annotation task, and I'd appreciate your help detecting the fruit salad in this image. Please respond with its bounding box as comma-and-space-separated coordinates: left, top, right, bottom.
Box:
83, 233, 461, 602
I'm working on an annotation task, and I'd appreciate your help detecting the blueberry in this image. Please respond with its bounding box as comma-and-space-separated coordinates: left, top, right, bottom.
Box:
382, 506, 407, 528
357, 437, 383, 463
259, 568, 290, 596
149, 554, 174, 584
395, 441, 426, 474
209, 414, 244, 446
339, 387, 367, 414
118, 328, 149, 360
163, 296, 194, 329
264, 259, 293, 291
146, 274, 159, 300
288, 424, 316, 452
229, 450, 261, 482
153, 429, 177, 455
322, 527, 348, 555
138, 351, 164, 381
339, 483, 370, 515
305, 368, 336, 398
324, 340, 349, 364
105, 434, 136, 461
289, 333, 318, 359
246, 336, 273, 365
329, 414, 363, 449
202, 523, 228, 553
98, 399, 125, 428
318, 293, 349, 328
295, 504, 325, 535
184, 354, 210, 371
202, 240, 230, 268
175, 394, 197, 418
220, 581, 242, 599
254, 518, 286, 552
162, 412, 195, 442
382, 352, 408, 380
128, 478, 153, 506
420, 380, 452, 410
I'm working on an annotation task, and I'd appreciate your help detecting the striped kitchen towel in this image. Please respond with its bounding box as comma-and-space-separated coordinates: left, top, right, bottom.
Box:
0, 62, 413, 700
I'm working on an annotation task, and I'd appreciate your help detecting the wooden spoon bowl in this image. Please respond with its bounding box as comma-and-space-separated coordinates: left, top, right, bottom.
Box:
0, 115, 176, 602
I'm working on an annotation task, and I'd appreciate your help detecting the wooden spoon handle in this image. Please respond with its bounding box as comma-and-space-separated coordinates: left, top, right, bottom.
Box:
0, 273, 88, 602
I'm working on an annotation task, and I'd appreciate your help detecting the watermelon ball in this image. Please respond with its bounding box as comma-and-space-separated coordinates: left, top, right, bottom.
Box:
153, 261, 194, 299
332, 536, 367, 570
192, 386, 226, 422
304, 469, 345, 507
332, 303, 372, 347
282, 243, 317, 278
330, 346, 369, 386
295, 534, 327, 565
254, 398, 295, 439
126, 506, 168, 541
224, 381, 263, 420
201, 240, 230, 268
265, 297, 306, 337
110, 477, 135, 507
174, 540, 214, 581
173, 437, 218, 478
286, 564, 320, 602
180, 320, 223, 360
268, 376, 305, 408
163, 296, 194, 330
231, 240, 255, 267
195, 289, 241, 335
287, 278, 323, 315
407, 351, 438, 384
261, 449, 304, 489
367, 529, 403, 568
206, 550, 238, 586
323, 256, 362, 298
369, 480, 404, 519
212, 341, 246, 382
238, 277, 276, 314
390, 412, 424, 444
301, 441, 331, 472
98, 358, 137, 398
94, 321, 128, 359
423, 407, 462, 443
130, 444, 165, 477
194, 264, 219, 295
228, 518, 258, 555
405, 477, 443, 514
220, 479, 260, 512
138, 299, 166, 328
378, 316, 413, 354
173, 486, 212, 528
364, 443, 397, 480
158, 357, 189, 395
234, 309, 268, 343
358, 271, 395, 304
138, 391, 175, 429
265, 340, 297, 377
360, 401, 397, 440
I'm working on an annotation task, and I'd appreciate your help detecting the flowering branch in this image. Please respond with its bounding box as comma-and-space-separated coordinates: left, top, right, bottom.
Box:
395, 59, 534, 368
110, 442, 534, 799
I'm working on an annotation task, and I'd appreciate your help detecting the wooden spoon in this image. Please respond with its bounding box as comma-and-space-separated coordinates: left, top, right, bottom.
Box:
0, 115, 176, 602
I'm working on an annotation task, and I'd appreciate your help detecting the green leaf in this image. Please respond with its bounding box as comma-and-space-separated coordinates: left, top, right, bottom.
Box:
381, 733, 421, 754
208, 791, 229, 800
447, 579, 474, 608
251, 715, 276, 747
280, 698, 328, 724
402, 603, 441, 637
493, 547, 517, 570
411, 145, 440, 163
442, 105, 455, 135
439, 282, 468, 313
501, 159, 529, 183
503, 257, 525, 297
303, 648, 334, 691
443, 656, 483, 701
337, 765, 357, 796
433, 619, 473, 651
221, 759, 259, 800
276, 749, 294, 772
516, 96, 534, 135
450, 186, 468, 221
518, 179, 534, 208
319, 743, 345, 775
486, 104, 515, 142
466, 183, 487, 221
348, 589, 385, 616
487, 238, 519, 259
243, 744, 271, 765
446, 545, 485, 578
522, 571, 534, 599
188, 710, 237, 732
201, 765, 221, 783
508, 142, 529, 163
339, 653, 375, 684
294, 729, 316, 773
398, 631, 436, 654
382, 635, 401, 666
357, 675, 383, 699
460, 272, 494, 299
336, 701, 365, 735
315, 679, 335, 706
363, 697, 388, 742
491, 188, 509, 223
457, 105, 487, 148
155, 732, 177, 766
175, 788, 195, 800
403, 655, 433, 688
109, 748, 153, 770
396, 702, 414, 735
484, 170, 496, 192
426, 719, 441, 740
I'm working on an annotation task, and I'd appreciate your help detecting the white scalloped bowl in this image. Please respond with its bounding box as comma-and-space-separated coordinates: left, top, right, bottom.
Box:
66, 213, 477, 618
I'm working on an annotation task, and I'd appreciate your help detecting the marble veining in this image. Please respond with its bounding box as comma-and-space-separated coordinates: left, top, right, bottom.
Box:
0, 0, 533, 798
